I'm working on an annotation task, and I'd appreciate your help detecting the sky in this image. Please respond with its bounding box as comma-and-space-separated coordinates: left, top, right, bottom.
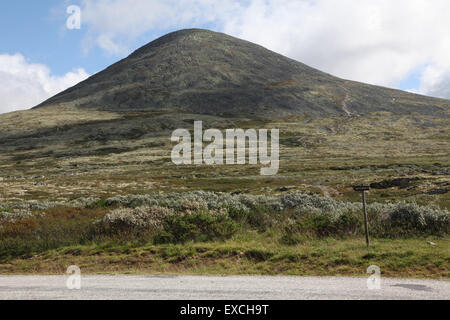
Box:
1, 0, 450, 114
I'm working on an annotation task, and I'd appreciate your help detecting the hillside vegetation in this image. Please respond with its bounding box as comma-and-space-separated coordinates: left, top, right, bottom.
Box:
0, 110, 448, 209
0, 191, 448, 278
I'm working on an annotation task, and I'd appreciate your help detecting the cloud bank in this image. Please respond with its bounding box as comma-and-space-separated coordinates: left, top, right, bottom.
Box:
79, 0, 450, 99
0, 54, 89, 114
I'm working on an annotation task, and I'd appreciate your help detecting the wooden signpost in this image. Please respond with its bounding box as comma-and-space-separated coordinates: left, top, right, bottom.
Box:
353, 186, 370, 247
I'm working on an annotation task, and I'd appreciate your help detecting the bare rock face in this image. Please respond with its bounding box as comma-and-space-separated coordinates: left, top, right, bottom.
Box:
35, 29, 449, 119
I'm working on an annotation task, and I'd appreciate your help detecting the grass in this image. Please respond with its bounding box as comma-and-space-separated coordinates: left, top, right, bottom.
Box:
0, 237, 448, 279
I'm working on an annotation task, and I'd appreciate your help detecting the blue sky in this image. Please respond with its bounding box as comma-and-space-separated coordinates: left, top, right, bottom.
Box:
0, 0, 224, 77
1, 1, 142, 77
1, 0, 449, 114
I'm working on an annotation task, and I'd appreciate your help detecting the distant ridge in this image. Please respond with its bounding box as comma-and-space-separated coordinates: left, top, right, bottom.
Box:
35, 29, 449, 118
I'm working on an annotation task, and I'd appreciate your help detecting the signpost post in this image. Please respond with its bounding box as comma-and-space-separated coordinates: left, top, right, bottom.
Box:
353, 186, 370, 247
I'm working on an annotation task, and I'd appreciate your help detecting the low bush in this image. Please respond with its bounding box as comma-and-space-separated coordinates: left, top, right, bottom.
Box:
371, 202, 450, 237
0, 209, 35, 224
0, 207, 105, 261
155, 210, 239, 244
0, 192, 448, 260
99, 206, 173, 232
280, 219, 304, 245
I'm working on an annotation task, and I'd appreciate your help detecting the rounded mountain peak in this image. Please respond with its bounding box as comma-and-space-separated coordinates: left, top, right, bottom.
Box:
35, 29, 447, 118
128, 28, 263, 59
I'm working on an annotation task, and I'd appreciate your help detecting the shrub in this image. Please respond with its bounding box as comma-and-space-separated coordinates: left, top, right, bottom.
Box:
99, 206, 173, 233
280, 219, 304, 245
1, 191, 448, 250
0, 209, 34, 224
104, 191, 250, 213
0, 208, 104, 261
281, 192, 360, 216
155, 210, 239, 244
0, 218, 38, 238
244, 204, 278, 231
178, 199, 208, 213
306, 212, 360, 237
98, 192, 450, 238
375, 202, 450, 236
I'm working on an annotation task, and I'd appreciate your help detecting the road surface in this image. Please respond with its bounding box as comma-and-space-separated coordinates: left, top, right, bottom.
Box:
0, 275, 448, 300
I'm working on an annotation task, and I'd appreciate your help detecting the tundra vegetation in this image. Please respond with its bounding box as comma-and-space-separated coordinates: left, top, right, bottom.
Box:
0, 191, 448, 278
0, 110, 449, 278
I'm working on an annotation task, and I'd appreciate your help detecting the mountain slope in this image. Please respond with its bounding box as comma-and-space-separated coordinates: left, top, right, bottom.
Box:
35, 29, 449, 118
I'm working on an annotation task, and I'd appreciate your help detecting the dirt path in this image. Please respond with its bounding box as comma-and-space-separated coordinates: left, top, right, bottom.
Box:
339, 86, 352, 116
317, 185, 341, 198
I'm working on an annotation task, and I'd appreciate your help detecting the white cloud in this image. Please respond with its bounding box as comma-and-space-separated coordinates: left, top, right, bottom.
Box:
80, 0, 242, 55
223, 0, 450, 92
78, 0, 450, 99
0, 53, 89, 114
419, 64, 450, 99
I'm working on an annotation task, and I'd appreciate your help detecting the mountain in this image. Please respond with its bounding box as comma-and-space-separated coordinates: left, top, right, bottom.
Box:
0, 29, 449, 206
35, 29, 449, 118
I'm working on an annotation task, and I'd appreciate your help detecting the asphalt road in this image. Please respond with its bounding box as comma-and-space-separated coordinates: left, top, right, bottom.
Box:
0, 275, 448, 300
